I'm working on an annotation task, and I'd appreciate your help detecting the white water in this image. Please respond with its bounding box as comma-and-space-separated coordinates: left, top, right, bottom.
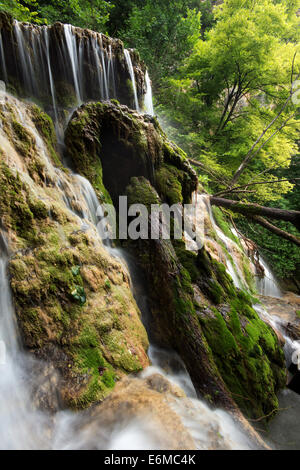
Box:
256, 257, 282, 298
0, 233, 49, 449
0, 38, 258, 447
144, 71, 154, 116
124, 49, 140, 112
63, 24, 82, 104
43, 27, 59, 133
0, 20, 151, 134
196, 194, 282, 298
0, 110, 253, 448
198, 194, 246, 289
0, 197, 252, 450
0, 31, 7, 83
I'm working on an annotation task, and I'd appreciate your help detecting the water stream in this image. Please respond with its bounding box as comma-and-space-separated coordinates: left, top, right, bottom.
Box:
0, 19, 293, 448
124, 49, 140, 112
0, 20, 154, 134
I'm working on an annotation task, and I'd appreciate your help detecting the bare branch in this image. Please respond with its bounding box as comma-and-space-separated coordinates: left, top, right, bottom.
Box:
213, 178, 300, 197
230, 63, 300, 186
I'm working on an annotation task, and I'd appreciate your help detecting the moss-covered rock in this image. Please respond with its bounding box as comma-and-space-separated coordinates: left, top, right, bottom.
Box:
0, 94, 149, 409
64, 100, 286, 420
1, 92, 286, 421
123, 176, 285, 419
65, 101, 198, 205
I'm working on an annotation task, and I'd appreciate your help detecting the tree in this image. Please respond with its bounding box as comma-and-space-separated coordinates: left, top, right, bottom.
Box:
0, 0, 44, 23
119, 0, 201, 85
158, 0, 300, 204
37, 0, 111, 30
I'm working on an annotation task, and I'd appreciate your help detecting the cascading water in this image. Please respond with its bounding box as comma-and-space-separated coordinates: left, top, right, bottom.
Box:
63, 24, 82, 104
0, 32, 7, 83
144, 71, 154, 116
0, 19, 149, 135
0, 232, 50, 449
0, 5, 278, 446
195, 194, 246, 290
193, 194, 282, 299
0, 90, 256, 448
256, 257, 282, 298
124, 49, 140, 112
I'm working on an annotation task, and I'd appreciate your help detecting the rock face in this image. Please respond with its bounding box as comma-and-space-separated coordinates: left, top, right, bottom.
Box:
49, 371, 261, 450
65, 101, 198, 205
0, 93, 149, 408
66, 101, 287, 420
0, 12, 146, 125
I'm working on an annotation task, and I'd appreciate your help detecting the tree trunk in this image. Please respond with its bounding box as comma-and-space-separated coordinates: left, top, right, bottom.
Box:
210, 196, 300, 232
250, 216, 300, 247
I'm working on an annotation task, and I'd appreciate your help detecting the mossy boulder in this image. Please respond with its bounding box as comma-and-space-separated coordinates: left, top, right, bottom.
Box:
64, 100, 286, 421
123, 175, 286, 420
65, 101, 198, 205
0, 95, 149, 409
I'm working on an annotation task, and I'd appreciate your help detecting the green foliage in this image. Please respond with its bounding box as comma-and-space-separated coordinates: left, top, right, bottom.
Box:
37, 0, 111, 31
71, 265, 81, 276
119, 0, 201, 84
0, 0, 45, 23
71, 286, 86, 306
238, 215, 300, 282
1, 0, 111, 30
157, 0, 299, 201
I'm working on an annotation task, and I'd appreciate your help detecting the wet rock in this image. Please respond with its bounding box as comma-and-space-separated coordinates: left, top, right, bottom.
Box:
0, 94, 149, 409
0, 13, 146, 120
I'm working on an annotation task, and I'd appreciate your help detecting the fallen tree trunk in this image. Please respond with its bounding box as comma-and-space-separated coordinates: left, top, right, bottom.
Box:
250, 216, 300, 247
210, 196, 300, 232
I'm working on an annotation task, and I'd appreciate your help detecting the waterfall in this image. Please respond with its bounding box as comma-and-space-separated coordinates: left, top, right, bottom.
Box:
63, 24, 82, 104
256, 257, 282, 298
194, 194, 283, 299
14, 22, 37, 96
42, 27, 59, 132
108, 45, 117, 98
0, 232, 49, 449
124, 49, 140, 112
0, 91, 254, 447
0, 32, 7, 83
0, 228, 251, 449
0, 20, 147, 132
198, 194, 246, 290
144, 71, 154, 116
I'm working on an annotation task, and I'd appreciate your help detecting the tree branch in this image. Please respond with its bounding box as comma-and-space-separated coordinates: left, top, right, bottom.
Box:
213, 178, 300, 197
249, 216, 300, 247
230, 65, 300, 186
210, 196, 300, 231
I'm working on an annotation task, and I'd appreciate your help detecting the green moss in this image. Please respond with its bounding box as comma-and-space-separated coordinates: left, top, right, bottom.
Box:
65, 101, 197, 205
174, 241, 199, 282
0, 162, 37, 240
207, 279, 225, 304
126, 176, 160, 210
199, 289, 286, 419
155, 164, 183, 205
212, 207, 240, 245
30, 104, 62, 167
242, 259, 256, 294
73, 325, 116, 407
11, 120, 34, 157
200, 310, 239, 356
